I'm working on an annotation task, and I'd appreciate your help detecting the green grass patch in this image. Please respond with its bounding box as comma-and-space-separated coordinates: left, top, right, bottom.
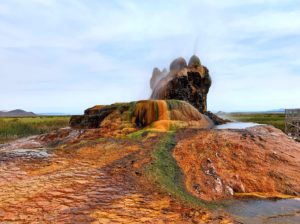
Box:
228, 113, 285, 131
0, 116, 70, 143
126, 101, 136, 121
146, 131, 216, 209
126, 129, 150, 140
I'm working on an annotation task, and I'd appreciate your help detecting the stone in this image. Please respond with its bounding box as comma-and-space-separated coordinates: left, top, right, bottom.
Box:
204, 111, 229, 125
225, 186, 234, 196
192, 183, 201, 194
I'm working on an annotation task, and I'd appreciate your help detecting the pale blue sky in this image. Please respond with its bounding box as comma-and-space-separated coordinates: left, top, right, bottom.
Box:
0, 0, 299, 113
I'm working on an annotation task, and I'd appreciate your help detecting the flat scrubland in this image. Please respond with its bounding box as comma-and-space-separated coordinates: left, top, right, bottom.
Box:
0, 113, 286, 144
0, 116, 70, 143
228, 113, 285, 131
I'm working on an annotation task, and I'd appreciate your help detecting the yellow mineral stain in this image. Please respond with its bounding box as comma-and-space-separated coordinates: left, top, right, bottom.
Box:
156, 100, 169, 120
131, 100, 212, 131
132, 100, 169, 127
148, 120, 171, 132
132, 100, 154, 126
234, 192, 296, 199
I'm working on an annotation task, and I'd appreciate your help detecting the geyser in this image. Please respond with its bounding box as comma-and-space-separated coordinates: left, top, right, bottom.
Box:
69, 54, 227, 130
150, 55, 211, 113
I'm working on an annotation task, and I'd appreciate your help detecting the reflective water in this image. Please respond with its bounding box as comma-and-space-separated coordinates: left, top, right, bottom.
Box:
225, 198, 300, 224
215, 122, 261, 130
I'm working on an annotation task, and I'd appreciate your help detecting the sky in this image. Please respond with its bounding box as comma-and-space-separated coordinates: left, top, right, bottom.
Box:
0, 0, 300, 114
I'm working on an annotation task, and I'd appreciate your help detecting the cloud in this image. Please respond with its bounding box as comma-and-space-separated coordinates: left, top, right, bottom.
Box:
0, 0, 299, 113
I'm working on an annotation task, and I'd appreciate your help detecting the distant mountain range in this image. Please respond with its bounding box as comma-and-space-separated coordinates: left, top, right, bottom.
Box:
0, 109, 36, 117
265, 108, 285, 113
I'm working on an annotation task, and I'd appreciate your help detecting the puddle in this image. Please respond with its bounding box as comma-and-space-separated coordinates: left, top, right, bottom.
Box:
224, 198, 300, 224
215, 122, 261, 130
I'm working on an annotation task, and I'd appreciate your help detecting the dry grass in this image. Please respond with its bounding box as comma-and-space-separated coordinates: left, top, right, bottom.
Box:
0, 116, 70, 143
228, 113, 285, 131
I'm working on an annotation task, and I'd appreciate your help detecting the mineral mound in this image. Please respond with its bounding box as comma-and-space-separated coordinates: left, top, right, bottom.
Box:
174, 125, 300, 201
150, 55, 211, 113
70, 100, 213, 133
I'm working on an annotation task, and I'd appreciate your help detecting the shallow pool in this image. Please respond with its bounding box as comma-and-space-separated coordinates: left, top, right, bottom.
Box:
215, 122, 261, 130
224, 198, 300, 224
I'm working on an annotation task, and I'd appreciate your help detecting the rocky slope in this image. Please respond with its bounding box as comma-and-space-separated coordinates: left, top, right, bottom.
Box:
173, 125, 300, 201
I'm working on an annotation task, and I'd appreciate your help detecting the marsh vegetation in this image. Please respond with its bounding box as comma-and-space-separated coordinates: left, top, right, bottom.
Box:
228, 113, 285, 131
0, 116, 70, 143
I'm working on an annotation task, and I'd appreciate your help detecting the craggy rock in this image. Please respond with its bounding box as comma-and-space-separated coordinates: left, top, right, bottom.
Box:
204, 111, 230, 125
150, 55, 212, 113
